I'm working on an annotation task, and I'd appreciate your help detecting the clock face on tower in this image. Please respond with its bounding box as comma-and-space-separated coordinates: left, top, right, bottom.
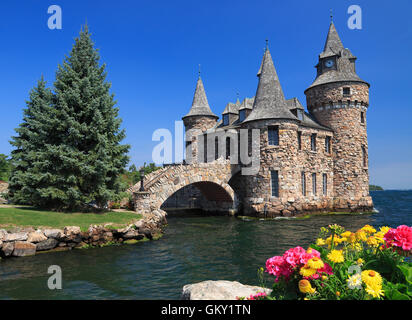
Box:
324, 59, 335, 68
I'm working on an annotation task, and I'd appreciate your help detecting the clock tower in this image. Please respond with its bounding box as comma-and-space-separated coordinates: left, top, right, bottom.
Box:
304, 21, 373, 212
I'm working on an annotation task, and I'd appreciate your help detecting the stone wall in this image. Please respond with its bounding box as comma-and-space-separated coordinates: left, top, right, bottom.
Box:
305, 82, 372, 211
232, 119, 335, 217
0, 218, 163, 259
183, 116, 217, 164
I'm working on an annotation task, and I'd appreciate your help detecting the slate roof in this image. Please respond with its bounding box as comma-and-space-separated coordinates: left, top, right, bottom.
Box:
182, 76, 218, 119
307, 22, 369, 90
222, 100, 240, 114
319, 22, 344, 59
286, 97, 304, 110
239, 97, 254, 110
243, 47, 298, 123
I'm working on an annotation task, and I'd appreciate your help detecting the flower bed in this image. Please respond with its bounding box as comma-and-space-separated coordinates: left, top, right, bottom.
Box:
260, 224, 412, 300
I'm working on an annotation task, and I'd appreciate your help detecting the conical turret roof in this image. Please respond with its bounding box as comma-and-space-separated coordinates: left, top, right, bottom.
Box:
320, 22, 344, 58
306, 21, 369, 91
244, 47, 297, 123
183, 76, 218, 119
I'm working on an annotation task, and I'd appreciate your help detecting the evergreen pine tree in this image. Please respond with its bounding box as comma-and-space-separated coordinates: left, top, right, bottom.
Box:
9, 25, 129, 210
49, 25, 129, 210
9, 77, 55, 204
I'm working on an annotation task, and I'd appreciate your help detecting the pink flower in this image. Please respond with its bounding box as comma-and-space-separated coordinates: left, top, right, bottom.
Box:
247, 292, 267, 300
384, 225, 412, 252
265, 246, 322, 282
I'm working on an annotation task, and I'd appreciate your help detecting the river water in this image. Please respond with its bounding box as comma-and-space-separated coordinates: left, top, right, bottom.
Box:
0, 190, 411, 300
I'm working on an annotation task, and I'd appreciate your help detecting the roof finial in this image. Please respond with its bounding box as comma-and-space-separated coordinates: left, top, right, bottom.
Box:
330, 9, 333, 23
265, 39, 269, 50
198, 64, 201, 78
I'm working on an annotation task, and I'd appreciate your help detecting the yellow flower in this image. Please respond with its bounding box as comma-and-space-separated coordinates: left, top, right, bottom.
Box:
379, 226, 391, 235
374, 232, 386, 244
316, 238, 326, 246
300, 265, 317, 277
336, 291, 341, 297
349, 242, 363, 252
341, 231, 353, 238
357, 258, 364, 265
321, 275, 328, 281
307, 257, 324, 270
327, 250, 345, 263
366, 236, 379, 247
355, 230, 367, 242
361, 225, 376, 234
365, 284, 385, 299
346, 233, 357, 243
326, 235, 343, 246
298, 279, 316, 294
361, 270, 382, 288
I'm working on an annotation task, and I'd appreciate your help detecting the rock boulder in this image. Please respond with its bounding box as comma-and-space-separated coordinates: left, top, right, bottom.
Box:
181, 280, 271, 300
36, 238, 58, 251
27, 231, 47, 243
12, 241, 36, 257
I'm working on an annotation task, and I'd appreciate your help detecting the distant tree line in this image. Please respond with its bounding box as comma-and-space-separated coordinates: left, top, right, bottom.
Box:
121, 163, 161, 187
369, 185, 384, 191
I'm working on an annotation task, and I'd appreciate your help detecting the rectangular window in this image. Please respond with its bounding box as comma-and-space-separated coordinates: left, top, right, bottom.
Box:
297, 132, 302, 150
323, 173, 327, 195
343, 87, 351, 95
226, 137, 231, 160
215, 137, 219, 160
362, 145, 367, 167
248, 129, 252, 156
301, 171, 306, 196
325, 136, 331, 153
223, 114, 229, 126
203, 135, 207, 163
271, 170, 279, 197
268, 126, 279, 146
361, 111, 365, 124
312, 173, 317, 196
239, 110, 246, 122
311, 134, 317, 151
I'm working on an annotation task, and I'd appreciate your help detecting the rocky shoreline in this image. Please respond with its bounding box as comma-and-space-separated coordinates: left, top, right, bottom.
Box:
0, 214, 166, 259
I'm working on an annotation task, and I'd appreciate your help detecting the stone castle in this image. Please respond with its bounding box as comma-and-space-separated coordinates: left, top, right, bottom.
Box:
134, 21, 373, 218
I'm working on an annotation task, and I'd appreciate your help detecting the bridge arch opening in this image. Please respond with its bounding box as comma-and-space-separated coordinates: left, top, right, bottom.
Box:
161, 181, 236, 214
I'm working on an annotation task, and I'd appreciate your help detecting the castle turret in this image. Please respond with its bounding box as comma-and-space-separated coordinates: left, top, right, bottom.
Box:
304, 21, 373, 211
182, 75, 218, 163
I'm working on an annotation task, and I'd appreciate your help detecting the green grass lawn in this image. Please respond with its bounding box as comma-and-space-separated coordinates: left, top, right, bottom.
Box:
0, 206, 141, 231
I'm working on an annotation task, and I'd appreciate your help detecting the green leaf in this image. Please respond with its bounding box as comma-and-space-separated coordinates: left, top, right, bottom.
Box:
398, 264, 412, 285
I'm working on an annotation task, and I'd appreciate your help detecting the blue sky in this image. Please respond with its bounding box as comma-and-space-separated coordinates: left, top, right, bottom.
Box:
0, 0, 411, 189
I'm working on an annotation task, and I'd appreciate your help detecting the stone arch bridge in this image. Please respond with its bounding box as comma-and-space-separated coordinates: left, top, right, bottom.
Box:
131, 159, 240, 219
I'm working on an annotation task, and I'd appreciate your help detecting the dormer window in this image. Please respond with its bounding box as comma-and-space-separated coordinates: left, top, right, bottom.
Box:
297, 109, 304, 121
343, 87, 351, 96
223, 114, 229, 126
239, 110, 246, 122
